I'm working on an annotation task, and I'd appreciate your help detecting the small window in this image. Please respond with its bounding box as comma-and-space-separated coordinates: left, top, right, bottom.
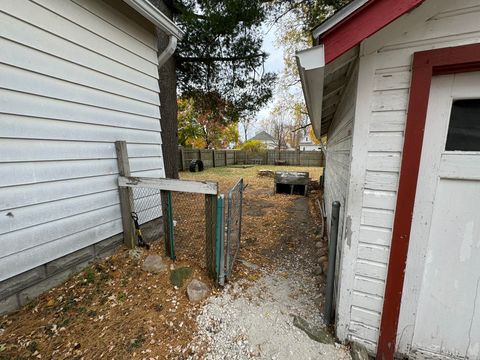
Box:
445, 99, 480, 151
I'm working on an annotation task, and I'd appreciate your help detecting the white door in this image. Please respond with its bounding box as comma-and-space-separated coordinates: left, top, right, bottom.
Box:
398, 73, 480, 359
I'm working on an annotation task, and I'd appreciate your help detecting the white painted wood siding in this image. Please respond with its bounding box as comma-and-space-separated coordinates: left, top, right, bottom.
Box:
336, 0, 480, 352
0, 0, 164, 282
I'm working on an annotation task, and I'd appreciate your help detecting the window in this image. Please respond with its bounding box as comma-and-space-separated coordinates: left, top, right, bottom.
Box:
445, 99, 480, 151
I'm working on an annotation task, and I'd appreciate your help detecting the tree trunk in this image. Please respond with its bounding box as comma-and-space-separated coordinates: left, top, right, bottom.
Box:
154, 0, 179, 179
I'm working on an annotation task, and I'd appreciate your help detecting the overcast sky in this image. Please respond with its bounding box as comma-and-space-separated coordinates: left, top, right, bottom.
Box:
240, 23, 285, 140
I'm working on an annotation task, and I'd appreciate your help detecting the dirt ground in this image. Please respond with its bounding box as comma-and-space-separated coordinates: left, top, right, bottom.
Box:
0, 165, 346, 360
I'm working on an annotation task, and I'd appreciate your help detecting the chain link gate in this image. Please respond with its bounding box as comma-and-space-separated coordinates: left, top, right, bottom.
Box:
218, 178, 244, 285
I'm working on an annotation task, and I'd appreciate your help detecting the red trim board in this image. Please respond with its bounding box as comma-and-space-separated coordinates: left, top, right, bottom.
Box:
377, 43, 480, 360
318, 0, 425, 64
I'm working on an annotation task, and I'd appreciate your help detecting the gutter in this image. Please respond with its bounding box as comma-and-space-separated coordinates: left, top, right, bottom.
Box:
123, 0, 185, 67
295, 45, 326, 139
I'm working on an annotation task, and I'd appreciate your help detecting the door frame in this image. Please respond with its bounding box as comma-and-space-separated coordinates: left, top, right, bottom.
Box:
376, 43, 480, 360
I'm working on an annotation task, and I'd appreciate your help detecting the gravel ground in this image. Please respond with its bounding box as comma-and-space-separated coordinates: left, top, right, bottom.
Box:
185, 196, 352, 360
188, 267, 351, 360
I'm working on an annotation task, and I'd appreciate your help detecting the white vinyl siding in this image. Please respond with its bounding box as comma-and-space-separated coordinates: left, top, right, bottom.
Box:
337, 0, 480, 352
0, 0, 163, 282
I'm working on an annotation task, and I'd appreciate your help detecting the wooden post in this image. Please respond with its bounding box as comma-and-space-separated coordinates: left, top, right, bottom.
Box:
212, 149, 216, 167
233, 150, 237, 165
224, 150, 227, 166
115, 141, 135, 249
180, 148, 185, 171
161, 190, 175, 259
205, 194, 217, 278
266, 150, 269, 165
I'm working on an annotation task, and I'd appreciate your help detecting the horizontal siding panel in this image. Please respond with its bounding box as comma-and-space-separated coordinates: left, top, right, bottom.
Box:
0, 190, 119, 235
0, 158, 163, 187
71, 0, 156, 49
349, 321, 379, 344
0, 169, 164, 211
355, 259, 387, 280
361, 208, 394, 228
352, 291, 384, 312
1, 0, 158, 77
0, 139, 162, 162
372, 89, 409, 112
1, 115, 161, 144
365, 171, 399, 191
0, 12, 158, 91
374, 71, 411, 91
0, 38, 159, 105
368, 132, 404, 152
34, 0, 157, 61
1, 204, 121, 260
358, 226, 392, 247
351, 306, 382, 329
0, 64, 160, 118
362, 190, 397, 210
366, 152, 401, 172
357, 243, 390, 264
0, 90, 161, 132
354, 275, 386, 298
369, 112, 406, 132
0, 219, 123, 282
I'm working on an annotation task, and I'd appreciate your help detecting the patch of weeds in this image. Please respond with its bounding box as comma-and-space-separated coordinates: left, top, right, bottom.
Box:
121, 277, 129, 287
61, 297, 77, 312
76, 306, 87, 314
26, 340, 38, 353
128, 335, 145, 352
59, 317, 71, 327
117, 292, 127, 303
26, 298, 39, 310
87, 310, 97, 318
84, 269, 95, 284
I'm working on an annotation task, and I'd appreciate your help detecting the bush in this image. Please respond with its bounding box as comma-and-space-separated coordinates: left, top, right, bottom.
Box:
238, 140, 267, 152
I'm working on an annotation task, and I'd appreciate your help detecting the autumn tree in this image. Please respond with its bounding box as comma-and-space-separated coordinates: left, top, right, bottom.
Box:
151, 0, 276, 177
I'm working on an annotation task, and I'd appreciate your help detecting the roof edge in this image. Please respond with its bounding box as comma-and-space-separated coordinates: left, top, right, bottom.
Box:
312, 0, 370, 40
123, 0, 184, 40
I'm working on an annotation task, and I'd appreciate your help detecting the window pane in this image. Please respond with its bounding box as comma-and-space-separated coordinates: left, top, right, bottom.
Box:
446, 99, 480, 151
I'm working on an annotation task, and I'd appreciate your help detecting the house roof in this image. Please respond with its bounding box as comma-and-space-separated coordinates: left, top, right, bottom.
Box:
124, 0, 184, 39
250, 131, 275, 142
297, 0, 425, 138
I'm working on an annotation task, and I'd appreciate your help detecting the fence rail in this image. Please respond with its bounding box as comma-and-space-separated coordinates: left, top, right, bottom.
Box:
178, 148, 324, 170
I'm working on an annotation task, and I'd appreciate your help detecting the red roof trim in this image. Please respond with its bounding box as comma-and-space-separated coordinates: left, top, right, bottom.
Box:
377, 43, 480, 360
319, 0, 425, 64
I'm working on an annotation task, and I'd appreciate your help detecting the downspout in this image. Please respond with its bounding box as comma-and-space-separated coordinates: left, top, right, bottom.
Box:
157, 34, 177, 68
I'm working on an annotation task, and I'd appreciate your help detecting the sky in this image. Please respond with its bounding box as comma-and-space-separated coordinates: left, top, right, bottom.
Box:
240, 23, 285, 141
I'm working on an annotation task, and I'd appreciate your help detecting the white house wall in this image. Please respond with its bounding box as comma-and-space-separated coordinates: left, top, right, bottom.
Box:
336, 0, 480, 353
323, 62, 358, 282
0, 0, 164, 282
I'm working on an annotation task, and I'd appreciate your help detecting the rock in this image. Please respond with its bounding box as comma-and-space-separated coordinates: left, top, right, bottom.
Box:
257, 169, 275, 177
141, 255, 167, 273
187, 279, 209, 303
350, 341, 370, 360
292, 315, 334, 344
170, 267, 193, 287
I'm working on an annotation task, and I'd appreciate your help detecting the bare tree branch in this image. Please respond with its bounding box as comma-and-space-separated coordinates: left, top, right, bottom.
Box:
291, 122, 311, 132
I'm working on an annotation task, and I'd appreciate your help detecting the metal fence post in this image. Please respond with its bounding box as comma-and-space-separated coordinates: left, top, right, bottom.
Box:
324, 201, 341, 325
216, 195, 225, 286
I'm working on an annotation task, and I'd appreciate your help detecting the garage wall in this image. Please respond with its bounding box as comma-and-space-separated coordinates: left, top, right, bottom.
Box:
0, 0, 164, 283
335, 0, 480, 353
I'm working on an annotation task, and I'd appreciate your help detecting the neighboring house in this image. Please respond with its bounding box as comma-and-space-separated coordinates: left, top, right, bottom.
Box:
297, 0, 480, 358
0, 0, 183, 314
299, 133, 321, 151
249, 131, 277, 149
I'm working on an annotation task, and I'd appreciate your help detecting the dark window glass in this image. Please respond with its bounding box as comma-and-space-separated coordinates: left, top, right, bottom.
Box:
445, 99, 480, 151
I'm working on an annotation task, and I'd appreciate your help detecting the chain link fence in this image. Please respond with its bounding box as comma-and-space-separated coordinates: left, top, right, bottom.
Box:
130, 187, 163, 244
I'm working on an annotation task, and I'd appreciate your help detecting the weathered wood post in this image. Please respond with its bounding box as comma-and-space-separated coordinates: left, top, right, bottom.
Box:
224, 150, 227, 166
233, 150, 237, 165
180, 148, 185, 171
212, 149, 216, 168
205, 193, 218, 278
161, 190, 175, 259
115, 141, 135, 249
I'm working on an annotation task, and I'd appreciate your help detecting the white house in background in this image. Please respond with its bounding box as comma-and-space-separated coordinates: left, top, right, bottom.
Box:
297, 0, 480, 358
249, 131, 277, 149
298, 132, 321, 151
0, 0, 183, 314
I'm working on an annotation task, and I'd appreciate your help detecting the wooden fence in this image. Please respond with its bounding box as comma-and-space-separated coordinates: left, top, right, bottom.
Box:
178, 148, 324, 171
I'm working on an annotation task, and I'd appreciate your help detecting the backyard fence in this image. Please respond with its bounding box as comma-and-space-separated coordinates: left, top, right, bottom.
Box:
116, 141, 244, 284
178, 148, 324, 171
